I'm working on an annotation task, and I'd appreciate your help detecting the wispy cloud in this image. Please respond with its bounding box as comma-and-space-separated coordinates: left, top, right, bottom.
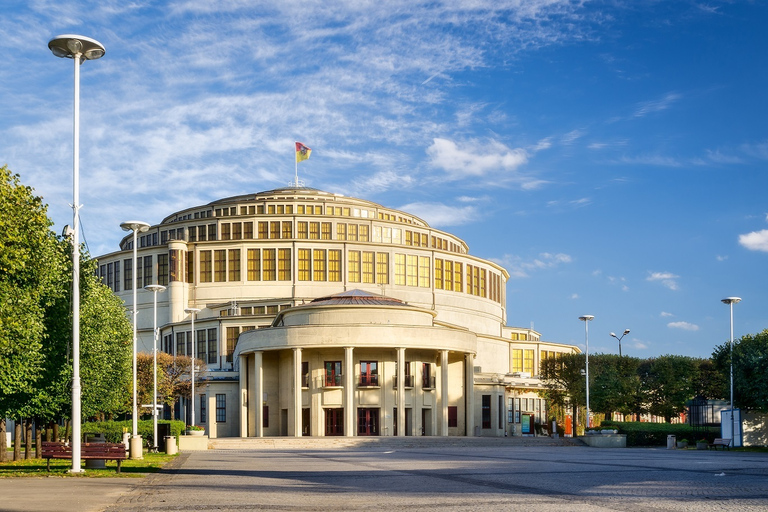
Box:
633, 93, 681, 118
397, 201, 480, 227
668, 321, 699, 331
494, 252, 573, 279
660, 311, 674, 317
647, 271, 680, 290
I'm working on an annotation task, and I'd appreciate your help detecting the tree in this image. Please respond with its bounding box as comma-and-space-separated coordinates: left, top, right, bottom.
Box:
540, 352, 585, 431
589, 354, 641, 420
136, 352, 206, 420
712, 329, 768, 412
639, 355, 699, 422
0, 165, 65, 458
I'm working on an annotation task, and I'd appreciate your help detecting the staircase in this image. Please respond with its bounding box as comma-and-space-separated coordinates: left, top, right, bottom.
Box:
208, 435, 584, 450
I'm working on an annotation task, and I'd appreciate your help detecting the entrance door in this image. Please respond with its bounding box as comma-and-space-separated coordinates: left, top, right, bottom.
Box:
302, 408, 310, 436
357, 408, 379, 436
521, 413, 534, 436
325, 408, 344, 436
405, 408, 412, 436
421, 409, 432, 436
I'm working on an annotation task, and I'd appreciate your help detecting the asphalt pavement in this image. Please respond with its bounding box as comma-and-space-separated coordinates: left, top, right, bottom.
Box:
1, 445, 767, 512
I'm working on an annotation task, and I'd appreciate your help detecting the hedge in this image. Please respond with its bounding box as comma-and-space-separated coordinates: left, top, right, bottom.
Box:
600, 421, 720, 447
81, 419, 186, 445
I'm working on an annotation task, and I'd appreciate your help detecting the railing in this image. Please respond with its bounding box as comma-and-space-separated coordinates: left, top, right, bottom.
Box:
422, 375, 436, 389
392, 375, 415, 389
324, 373, 343, 387
358, 374, 379, 387
301, 374, 310, 388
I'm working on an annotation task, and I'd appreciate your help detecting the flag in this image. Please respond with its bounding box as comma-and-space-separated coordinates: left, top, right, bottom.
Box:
295, 142, 312, 163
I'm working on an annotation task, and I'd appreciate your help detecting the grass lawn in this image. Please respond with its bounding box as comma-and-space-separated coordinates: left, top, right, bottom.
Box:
0, 449, 178, 477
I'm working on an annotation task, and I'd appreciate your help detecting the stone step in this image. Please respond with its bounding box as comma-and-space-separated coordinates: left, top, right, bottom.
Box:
208, 436, 584, 450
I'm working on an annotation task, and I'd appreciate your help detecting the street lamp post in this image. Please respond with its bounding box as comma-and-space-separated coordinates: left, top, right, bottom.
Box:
184, 308, 201, 427
145, 284, 166, 452
48, 34, 105, 474
121, 221, 150, 459
579, 315, 594, 430
721, 297, 741, 448
610, 329, 631, 357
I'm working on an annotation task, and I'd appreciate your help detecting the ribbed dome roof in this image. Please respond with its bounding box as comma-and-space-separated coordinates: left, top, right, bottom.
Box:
308, 289, 407, 307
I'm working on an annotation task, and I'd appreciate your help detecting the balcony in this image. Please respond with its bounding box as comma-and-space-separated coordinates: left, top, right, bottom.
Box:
358, 374, 379, 387
392, 375, 415, 389
301, 374, 310, 388
422, 376, 436, 390
324, 373, 343, 387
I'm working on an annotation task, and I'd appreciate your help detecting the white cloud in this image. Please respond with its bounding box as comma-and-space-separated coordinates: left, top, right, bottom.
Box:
570, 293, 580, 299
660, 311, 674, 318
495, 252, 572, 279
716, 255, 728, 261
426, 138, 529, 179
668, 321, 699, 331
739, 229, 768, 252
397, 202, 480, 227
646, 271, 680, 290
561, 130, 584, 145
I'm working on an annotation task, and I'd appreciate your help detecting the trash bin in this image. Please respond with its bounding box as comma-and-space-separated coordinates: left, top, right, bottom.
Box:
667, 434, 676, 450
165, 436, 177, 455
85, 433, 106, 469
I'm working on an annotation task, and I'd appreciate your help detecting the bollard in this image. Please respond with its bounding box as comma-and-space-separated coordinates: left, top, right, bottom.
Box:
165, 436, 177, 455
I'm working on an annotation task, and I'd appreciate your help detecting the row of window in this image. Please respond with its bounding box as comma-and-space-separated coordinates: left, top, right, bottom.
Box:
144, 219, 464, 255
305, 361, 434, 389
199, 393, 227, 424
511, 349, 562, 375
100, 248, 504, 304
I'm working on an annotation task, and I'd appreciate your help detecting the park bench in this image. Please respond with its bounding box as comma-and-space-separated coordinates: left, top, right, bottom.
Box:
41, 441, 128, 473
708, 438, 731, 450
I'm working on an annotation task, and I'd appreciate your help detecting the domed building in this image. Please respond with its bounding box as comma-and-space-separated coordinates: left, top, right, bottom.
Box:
96, 187, 578, 438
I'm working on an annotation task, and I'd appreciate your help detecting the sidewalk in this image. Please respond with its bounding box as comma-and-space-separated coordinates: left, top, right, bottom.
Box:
0, 477, 138, 512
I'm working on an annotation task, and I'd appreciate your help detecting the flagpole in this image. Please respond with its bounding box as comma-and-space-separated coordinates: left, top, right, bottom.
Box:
294, 141, 298, 187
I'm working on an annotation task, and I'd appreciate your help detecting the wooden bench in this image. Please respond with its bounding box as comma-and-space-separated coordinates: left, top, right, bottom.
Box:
41, 441, 128, 472
709, 438, 731, 450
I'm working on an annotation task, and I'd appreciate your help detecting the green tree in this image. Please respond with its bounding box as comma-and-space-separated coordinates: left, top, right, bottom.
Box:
540, 352, 585, 430
712, 329, 768, 412
639, 355, 699, 422
0, 166, 66, 459
589, 354, 641, 419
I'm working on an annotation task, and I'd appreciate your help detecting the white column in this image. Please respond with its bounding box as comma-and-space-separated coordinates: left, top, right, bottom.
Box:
397, 348, 405, 437
440, 350, 449, 436
344, 347, 354, 436
254, 351, 264, 437
465, 353, 475, 437
239, 354, 248, 438
248, 352, 257, 437
208, 392, 217, 439
293, 348, 303, 437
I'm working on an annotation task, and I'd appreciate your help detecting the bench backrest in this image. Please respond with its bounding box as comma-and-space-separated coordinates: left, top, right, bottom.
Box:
42, 441, 127, 459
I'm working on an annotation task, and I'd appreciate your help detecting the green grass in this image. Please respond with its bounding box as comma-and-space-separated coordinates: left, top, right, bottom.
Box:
0, 450, 178, 477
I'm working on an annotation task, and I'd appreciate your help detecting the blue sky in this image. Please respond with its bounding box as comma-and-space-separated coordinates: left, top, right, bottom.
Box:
2, 1, 767, 359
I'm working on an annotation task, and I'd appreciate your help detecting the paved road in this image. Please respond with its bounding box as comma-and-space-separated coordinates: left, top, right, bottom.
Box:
3, 446, 767, 511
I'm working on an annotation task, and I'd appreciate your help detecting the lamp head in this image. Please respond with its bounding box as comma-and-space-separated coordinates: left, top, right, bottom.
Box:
144, 284, 167, 293
120, 220, 151, 233
578, 315, 594, 322
610, 332, 617, 338
721, 297, 742, 305
48, 34, 105, 60
623, 329, 631, 335
184, 307, 201, 315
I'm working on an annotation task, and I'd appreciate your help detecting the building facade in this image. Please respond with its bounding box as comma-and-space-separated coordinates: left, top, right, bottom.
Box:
96, 187, 579, 438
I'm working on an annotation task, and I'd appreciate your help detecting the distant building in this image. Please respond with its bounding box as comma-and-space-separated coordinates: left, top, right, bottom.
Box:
96, 187, 579, 437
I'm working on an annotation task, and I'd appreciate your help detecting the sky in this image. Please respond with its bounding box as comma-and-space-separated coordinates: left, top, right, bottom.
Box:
1, 1, 767, 359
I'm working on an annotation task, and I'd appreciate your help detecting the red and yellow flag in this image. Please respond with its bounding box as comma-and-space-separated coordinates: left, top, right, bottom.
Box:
295, 142, 312, 163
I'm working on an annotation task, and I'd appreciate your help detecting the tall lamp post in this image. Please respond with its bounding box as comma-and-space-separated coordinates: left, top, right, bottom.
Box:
121, 221, 150, 459
721, 297, 741, 448
579, 315, 594, 430
184, 307, 201, 427
610, 329, 631, 357
145, 284, 166, 452
48, 34, 105, 474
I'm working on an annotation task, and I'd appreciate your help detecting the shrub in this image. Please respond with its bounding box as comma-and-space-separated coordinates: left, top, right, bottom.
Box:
600, 421, 718, 447
82, 419, 186, 444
